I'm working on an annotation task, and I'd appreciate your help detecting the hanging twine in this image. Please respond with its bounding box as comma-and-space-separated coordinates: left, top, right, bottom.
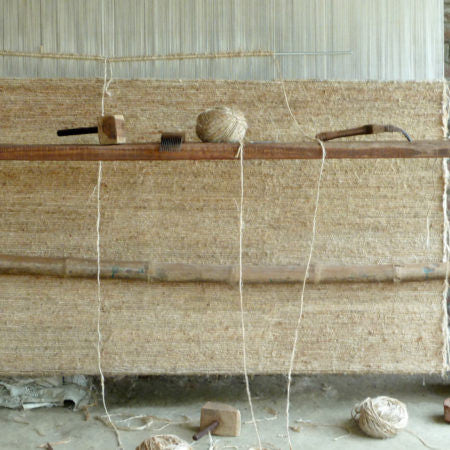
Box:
0, 49, 275, 63
273, 54, 328, 450
352, 396, 408, 439
95, 2, 123, 449
0, 49, 351, 63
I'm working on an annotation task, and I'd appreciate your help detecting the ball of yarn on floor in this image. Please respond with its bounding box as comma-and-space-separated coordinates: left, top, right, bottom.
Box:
352, 396, 408, 439
136, 434, 192, 450
196, 106, 248, 143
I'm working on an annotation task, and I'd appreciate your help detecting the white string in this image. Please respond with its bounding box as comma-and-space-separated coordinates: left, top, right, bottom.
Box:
274, 57, 318, 144
442, 81, 450, 373
285, 143, 326, 450
442, 157, 450, 374
274, 55, 328, 449
95, 116, 123, 450
96, 1, 123, 448
95, 161, 122, 450
94, 163, 108, 429
443, 163, 450, 262
101, 58, 107, 117
405, 429, 443, 450
208, 431, 214, 450
106, 61, 114, 95
101, 58, 113, 117
237, 141, 262, 450
424, 159, 439, 251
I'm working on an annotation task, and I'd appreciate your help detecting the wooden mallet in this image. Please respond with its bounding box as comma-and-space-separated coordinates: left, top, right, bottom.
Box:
193, 402, 241, 441
57, 114, 126, 144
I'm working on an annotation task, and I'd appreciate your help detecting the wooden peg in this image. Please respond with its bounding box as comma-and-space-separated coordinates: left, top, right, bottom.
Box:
193, 402, 241, 441
57, 114, 126, 145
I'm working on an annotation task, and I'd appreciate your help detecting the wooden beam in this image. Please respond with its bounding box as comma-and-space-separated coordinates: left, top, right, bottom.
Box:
0, 140, 450, 161
0, 253, 446, 284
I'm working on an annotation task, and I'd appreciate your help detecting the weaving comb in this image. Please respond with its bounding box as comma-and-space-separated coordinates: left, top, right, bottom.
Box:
57, 114, 126, 145
193, 402, 241, 441
160, 132, 185, 151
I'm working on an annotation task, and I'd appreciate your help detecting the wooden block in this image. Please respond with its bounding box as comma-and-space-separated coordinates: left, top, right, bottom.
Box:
444, 398, 450, 423
200, 402, 240, 437
97, 114, 126, 145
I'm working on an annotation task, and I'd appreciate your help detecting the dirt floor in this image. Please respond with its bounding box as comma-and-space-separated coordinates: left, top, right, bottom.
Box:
1, 374, 450, 450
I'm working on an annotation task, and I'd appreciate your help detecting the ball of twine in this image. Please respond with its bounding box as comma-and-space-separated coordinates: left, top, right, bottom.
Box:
352, 396, 408, 439
196, 106, 248, 143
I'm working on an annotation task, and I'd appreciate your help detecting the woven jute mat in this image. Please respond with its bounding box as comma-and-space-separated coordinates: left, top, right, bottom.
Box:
0, 79, 446, 374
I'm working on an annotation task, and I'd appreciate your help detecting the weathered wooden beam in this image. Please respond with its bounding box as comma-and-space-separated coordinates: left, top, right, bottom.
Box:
0, 140, 450, 161
0, 254, 446, 284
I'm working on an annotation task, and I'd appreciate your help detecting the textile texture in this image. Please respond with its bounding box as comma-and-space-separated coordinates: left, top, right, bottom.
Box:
0, 79, 445, 374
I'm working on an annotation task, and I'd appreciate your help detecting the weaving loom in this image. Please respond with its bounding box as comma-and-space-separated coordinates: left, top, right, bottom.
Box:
2, 1, 450, 448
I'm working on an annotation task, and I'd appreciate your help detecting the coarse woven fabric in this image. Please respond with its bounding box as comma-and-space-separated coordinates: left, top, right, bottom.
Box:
0, 79, 446, 375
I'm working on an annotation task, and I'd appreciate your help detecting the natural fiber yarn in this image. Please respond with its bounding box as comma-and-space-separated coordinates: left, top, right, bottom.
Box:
352, 396, 408, 439
196, 106, 248, 143
135, 434, 192, 450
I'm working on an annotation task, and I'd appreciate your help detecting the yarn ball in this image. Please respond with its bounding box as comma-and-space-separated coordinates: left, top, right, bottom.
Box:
136, 434, 192, 450
352, 396, 408, 439
196, 106, 248, 143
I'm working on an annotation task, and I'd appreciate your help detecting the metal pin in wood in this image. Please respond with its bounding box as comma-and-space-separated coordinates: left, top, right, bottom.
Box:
57, 114, 126, 145
193, 420, 220, 441
192, 402, 241, 441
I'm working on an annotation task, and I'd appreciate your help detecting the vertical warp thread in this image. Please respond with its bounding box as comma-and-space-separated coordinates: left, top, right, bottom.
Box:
274, 56, 328, 449
96, 158, 123, 450
237, 141, 262, 450
101, 58, 107, 116
95, 161, 115, 438
285, 143, 326, 450
96, 1, 123, 448
442, 80, 450, 373
101, 58, 113, 116
442, 157, 450, 373
444, 163, 449, 260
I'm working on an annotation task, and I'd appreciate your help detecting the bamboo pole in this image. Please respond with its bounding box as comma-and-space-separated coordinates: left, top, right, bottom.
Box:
0, 254, 446, 284
1, 140, 450, 161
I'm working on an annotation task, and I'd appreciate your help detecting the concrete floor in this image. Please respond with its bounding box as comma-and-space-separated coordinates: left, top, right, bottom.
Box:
1, 375, 449, 450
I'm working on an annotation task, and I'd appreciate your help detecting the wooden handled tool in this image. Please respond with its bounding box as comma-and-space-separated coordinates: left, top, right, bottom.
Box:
193, 402, 240, 441
57, 114, 126, 144
315, 124, 412, 142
